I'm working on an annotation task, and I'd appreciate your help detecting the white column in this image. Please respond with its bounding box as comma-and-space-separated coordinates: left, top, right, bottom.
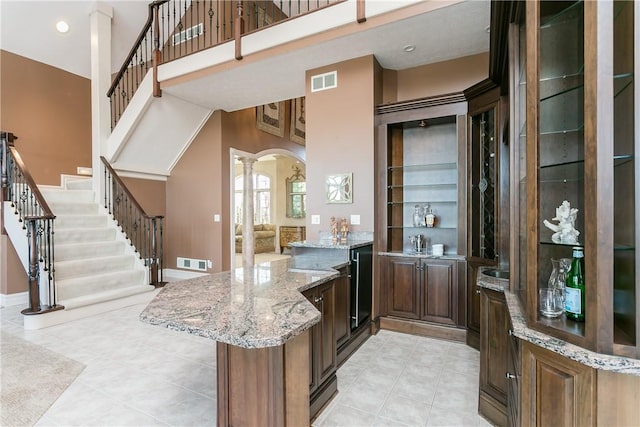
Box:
90, 3, 113, 202
240, 157, 256, 268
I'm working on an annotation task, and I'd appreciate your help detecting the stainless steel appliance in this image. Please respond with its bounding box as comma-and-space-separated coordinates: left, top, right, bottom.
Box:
350, 245, 372, 331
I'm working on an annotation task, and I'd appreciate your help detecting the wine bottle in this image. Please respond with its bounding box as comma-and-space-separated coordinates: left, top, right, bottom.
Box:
564, 247, 585, 322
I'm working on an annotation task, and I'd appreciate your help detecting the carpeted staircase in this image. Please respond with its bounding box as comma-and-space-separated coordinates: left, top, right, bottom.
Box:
39, 177, 154, 312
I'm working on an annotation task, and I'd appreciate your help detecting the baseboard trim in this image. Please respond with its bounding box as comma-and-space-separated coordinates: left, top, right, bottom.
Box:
0, 291, 28, 307
163, 268, 209, 282
379, 316, 467, 343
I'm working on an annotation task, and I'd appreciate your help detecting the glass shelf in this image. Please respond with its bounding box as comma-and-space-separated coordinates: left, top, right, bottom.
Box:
387, 200, 457, 206
539, 72, 584, 103
388, 183, 456, 190
388, 162, 456, 172
540, 0, 583, 29
387, 225, 457, 230
614, 154, 633, 167
538, 160, 583, 183
539, 241, 584, 248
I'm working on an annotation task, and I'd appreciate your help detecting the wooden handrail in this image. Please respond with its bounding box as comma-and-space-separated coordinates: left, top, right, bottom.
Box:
100, 156, 162, 219
9, 146, 55, 219
107, 0, 169, 98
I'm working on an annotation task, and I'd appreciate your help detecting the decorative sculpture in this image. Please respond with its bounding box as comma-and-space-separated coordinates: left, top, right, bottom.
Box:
340, 218, 349, 243
543, 200, 580, 244
330, 216, 338, 243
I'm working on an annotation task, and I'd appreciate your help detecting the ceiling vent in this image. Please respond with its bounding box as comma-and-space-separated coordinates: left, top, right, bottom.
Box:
172, 23, 203, 46
311, 71, 337, 92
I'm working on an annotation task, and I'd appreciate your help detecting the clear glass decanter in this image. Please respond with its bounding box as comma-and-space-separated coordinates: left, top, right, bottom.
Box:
413, 205, 425, 227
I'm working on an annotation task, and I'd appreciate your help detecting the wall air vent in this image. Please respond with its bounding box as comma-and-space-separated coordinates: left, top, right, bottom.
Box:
172, 23, 204, 46
177, 257, 210, 271
311, 71, 337, 92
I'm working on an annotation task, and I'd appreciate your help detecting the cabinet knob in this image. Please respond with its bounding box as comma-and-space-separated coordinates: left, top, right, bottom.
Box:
475, 289, 481, 294
314, 296, 323, 304
505, 373, 516, 379
508, 329, 513, 336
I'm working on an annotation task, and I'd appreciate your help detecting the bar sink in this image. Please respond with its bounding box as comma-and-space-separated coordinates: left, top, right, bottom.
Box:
482, 269, 510, 280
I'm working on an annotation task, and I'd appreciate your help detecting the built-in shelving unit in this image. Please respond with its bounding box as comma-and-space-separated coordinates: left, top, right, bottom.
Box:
515, 0, 638, 357
381, 111, 465, 255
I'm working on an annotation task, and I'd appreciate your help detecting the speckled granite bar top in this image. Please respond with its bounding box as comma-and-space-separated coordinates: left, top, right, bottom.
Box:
140, 258, 340, 349
476, 267, 640, 375
290, 239, 373, 250
378, 251, 466, 261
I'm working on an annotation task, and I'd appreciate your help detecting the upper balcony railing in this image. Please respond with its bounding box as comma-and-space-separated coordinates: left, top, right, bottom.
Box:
107, 0, 345, 130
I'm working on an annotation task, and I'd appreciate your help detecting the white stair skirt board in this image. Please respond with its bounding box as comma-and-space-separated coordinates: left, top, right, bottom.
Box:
17, 180, 156, 329
0, 291, 29, 308
23, 289, 159, 330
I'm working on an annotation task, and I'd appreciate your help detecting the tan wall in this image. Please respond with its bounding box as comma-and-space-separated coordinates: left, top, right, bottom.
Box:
0, 234, 26, 295
393, 52, 489, 102
0, 50, 92, 185
121, 177, 167, 217
166, 106, 303, 273
305, 56, 378, 238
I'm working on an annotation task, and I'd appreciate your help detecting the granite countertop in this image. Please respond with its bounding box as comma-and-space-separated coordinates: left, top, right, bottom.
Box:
476, 267, 640, 375
140, 257, 341, 349
378, 251, 466, 261
290, 239, 373, 250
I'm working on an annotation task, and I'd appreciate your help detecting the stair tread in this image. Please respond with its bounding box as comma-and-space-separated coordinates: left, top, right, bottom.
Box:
56, 268, 145, 285
56, 254, 136, 266
58, 284, 155, 310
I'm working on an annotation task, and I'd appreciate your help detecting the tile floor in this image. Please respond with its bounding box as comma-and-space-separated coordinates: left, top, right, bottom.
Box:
1, 300, 491, 426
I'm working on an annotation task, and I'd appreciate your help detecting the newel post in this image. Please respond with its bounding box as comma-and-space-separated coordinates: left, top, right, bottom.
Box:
235, 1, 244, 60
22, 218, 41, 314
152, 2, 162, 97
1, 131, 16, 201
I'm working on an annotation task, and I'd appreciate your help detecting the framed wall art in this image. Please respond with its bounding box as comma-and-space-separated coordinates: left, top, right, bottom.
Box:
256, 101, 285, 137
290, 97, 306, 145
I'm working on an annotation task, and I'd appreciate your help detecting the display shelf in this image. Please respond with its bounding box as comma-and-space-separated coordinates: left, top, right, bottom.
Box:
539, 73, 583, 103
387, 225, 457, 230
539, 241, 584, 248
539, 0, 582, 28
387, 162, 456, 172
614, 72, 633, 98
388, 183, 456, 190
536, 315, 586, 340
387, 200, 457, 205
538, 161, 583, 183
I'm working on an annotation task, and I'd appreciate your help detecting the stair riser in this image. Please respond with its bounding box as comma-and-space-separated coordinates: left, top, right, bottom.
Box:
56, 228, 116, 244
65, 179, 93, 190
56, 256, 137, 280
57, 270, 146, 300
56, 215, 109, 229
56, 242, 126, 261
40, 189, 95, 204
50, 203, 100, 215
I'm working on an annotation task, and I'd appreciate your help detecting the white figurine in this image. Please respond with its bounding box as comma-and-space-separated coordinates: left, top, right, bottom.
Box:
543, 200, 580, 244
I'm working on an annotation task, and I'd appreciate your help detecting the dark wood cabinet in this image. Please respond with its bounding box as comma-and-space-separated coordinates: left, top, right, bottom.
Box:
303, 279, 337, 418
521, 341, 595, 427
385, 256, 458, 326
506, 319, 520, 427
386, 257, 421, 319
334, 266, 350, 349
479, 288, 509, 426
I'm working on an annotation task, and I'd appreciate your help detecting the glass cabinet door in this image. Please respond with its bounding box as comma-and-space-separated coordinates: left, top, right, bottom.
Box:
522, 0, 638, 356
535, 1, 585, 338
612, 0, 636, 353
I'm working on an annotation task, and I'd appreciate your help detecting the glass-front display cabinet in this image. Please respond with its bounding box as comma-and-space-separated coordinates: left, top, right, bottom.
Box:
516, 0, 638, 357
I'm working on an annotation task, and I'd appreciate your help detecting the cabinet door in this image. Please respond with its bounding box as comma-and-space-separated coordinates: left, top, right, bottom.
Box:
334, 268, 350, 349
421, 260, 457, 325
386, 257, 421, 320
506, 325, 520, 427
316, 280, 336, 385
479, 288, 509, 426
303, 288, 318, 393
521, 342, 595, 427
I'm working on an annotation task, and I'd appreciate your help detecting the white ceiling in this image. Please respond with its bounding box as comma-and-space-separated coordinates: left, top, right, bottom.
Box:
0, 0, 150, 78
0, 0, 490, 80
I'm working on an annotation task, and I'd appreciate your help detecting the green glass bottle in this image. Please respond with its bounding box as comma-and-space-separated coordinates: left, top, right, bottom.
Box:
564, 247, 585, 322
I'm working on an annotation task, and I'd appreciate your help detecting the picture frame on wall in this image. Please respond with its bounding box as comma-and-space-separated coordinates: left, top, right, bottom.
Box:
256, 101, 285, 137
290, 97, 306, 145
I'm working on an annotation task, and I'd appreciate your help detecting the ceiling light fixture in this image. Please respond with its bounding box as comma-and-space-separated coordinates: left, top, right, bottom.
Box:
403, 45, 416, 53
56, 21, 69, 34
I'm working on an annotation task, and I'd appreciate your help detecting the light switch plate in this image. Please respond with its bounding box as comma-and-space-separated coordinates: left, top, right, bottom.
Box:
214, 214, 220, 222
311, 215, 320, 225
350, 214, 361, 225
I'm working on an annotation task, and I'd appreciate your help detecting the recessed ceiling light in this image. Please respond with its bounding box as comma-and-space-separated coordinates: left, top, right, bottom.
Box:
403, 45, 416, 53
56, 21, 69, 34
